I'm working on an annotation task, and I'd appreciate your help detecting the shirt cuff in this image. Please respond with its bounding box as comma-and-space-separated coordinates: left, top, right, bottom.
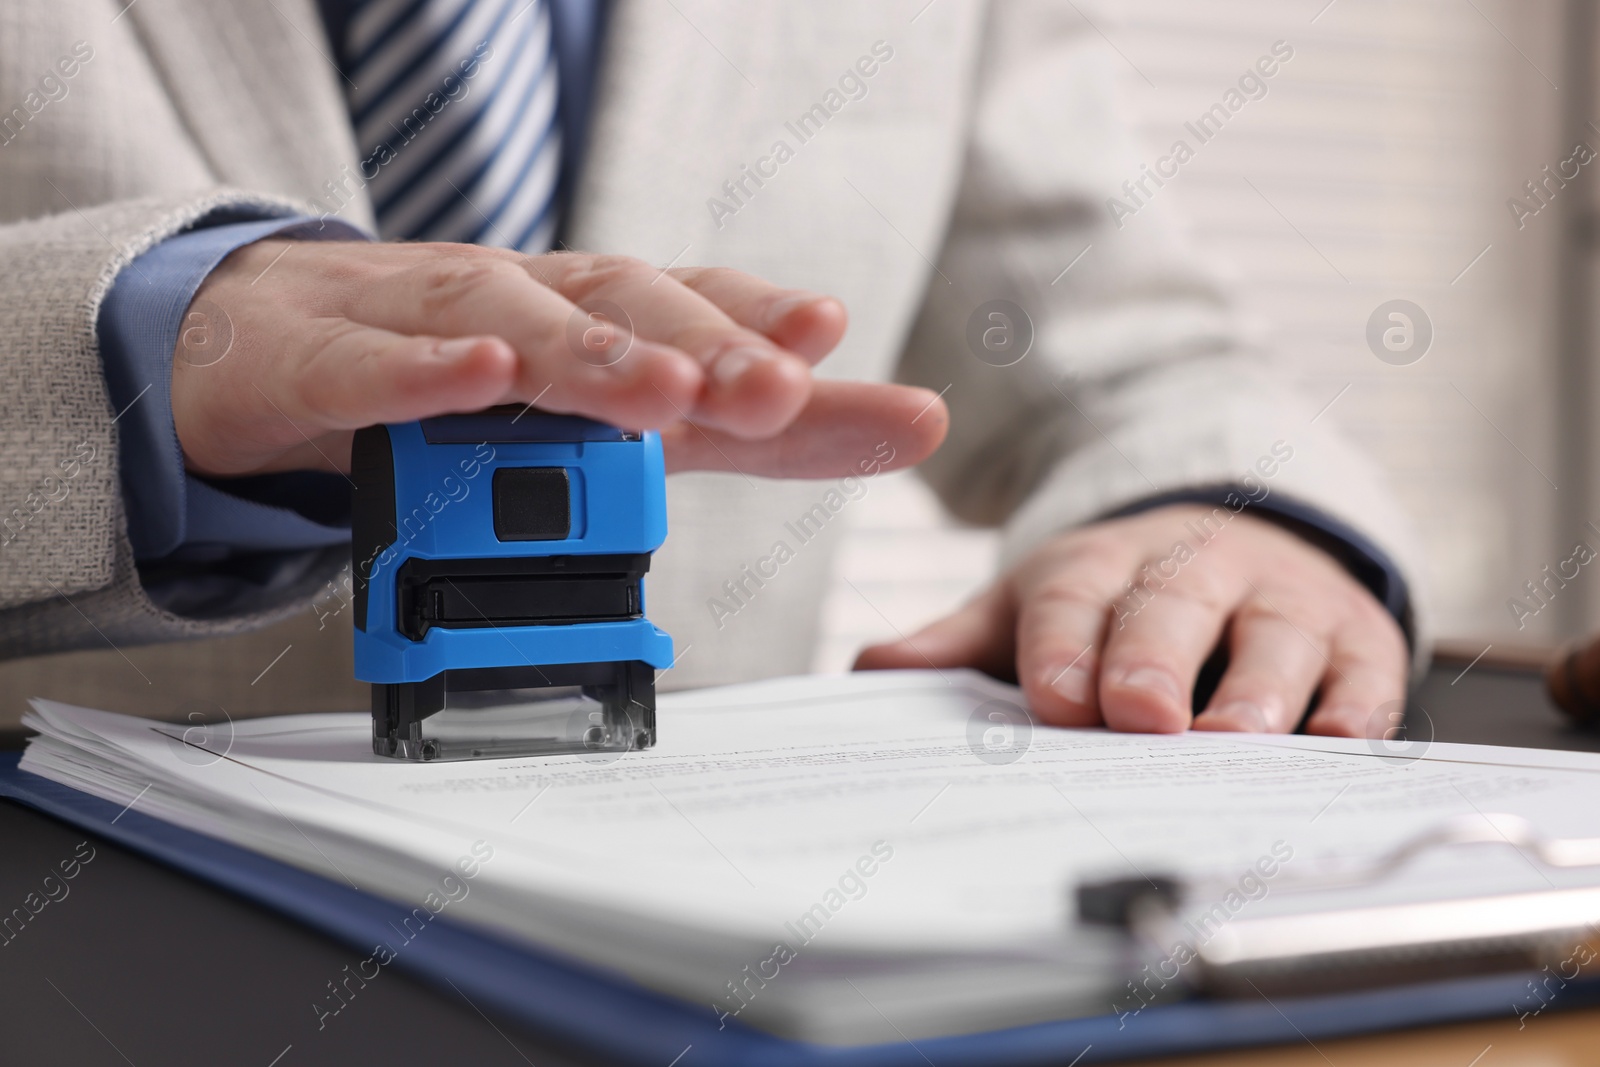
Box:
1105, 486, 1415, 649
97, 212, 370, 563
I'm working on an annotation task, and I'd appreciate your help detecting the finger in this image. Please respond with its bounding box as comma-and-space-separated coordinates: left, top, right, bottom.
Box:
853, 586, 1015, 679
1302, 612, 1410, 738
543, 255, 814, 439
659, 381, 947, 477
181, 325, 518, 476
301, 327, 519, 425
1096, 570, 1240, 733
669, 267, 848, 363
372, 249, 840, 366
1012, 548, 1134, 727
350, 250, 705, 431
1191, 604, 1329, 733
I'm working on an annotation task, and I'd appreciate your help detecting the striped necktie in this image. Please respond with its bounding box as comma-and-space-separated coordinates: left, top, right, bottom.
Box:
343, 0, 563, 254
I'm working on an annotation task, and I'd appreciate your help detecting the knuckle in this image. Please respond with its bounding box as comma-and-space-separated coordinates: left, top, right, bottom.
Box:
410, 256, 524, 317
1019, 621, 1094, 663
1232, 595, 1292, 626
1037, 539, 1124, 578
679, 265, 741, 288
1028, 575, 1111, 615
558, 254, 654, 303
1159, 568, 1235, 613
1066, 537, 1126, 566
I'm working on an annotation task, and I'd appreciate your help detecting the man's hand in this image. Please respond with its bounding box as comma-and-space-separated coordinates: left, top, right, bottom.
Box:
171, 240, 947, 479
855, 505, 1407, 738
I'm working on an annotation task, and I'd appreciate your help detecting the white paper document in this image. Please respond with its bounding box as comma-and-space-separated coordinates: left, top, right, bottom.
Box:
20, 670, 1600, 1042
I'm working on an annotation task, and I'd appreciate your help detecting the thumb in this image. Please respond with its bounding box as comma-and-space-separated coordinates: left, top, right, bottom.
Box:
176, 327, 518, 477
853, 585, 1016, 679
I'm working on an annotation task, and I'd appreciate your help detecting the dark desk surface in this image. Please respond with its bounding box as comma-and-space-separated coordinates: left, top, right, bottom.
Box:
1410, 644, 1600, 752
3, 651, 1597, 1067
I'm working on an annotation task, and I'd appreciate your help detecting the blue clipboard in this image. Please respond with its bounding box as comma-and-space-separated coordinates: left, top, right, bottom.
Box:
2, 752, 1590, 1065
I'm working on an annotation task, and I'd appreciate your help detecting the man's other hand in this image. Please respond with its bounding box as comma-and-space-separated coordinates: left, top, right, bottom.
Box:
854, 505, 1408, 738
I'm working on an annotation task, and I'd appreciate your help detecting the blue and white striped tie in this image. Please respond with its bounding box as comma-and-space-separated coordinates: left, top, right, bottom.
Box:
344, 0, 563, 254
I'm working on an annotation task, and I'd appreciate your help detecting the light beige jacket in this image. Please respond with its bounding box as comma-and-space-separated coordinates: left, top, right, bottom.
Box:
0, 0, 1425, 715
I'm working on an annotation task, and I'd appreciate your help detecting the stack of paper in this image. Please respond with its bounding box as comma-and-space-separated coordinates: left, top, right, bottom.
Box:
20, 670, 1600, 1043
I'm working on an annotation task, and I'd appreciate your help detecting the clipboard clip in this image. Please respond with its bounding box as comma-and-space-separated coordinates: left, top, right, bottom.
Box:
1077, 814, 1600, 998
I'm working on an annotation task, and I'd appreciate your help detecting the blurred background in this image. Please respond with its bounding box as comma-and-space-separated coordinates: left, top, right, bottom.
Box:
816, 0, 1589, 670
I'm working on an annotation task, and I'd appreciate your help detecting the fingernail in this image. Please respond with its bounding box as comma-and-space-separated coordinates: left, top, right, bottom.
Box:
1200, 701, 1269, 732
434, 337, 482, 361
1116, 667, 1182, 703
711, 347, 774, 387
763, 292, 823, 330
1048, 664, 1093, 705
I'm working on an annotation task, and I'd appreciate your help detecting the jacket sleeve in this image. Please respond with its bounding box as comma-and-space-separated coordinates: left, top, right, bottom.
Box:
99, 215, 367, 564
0, 190, 348, 659
894, 0, 1432, 652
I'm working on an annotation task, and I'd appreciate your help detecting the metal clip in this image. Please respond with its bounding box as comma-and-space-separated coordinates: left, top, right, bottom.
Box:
1078, 814, 1600, 998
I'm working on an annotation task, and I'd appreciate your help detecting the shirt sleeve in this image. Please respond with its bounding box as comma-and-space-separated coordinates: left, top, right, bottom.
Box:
96, 212, 371, 566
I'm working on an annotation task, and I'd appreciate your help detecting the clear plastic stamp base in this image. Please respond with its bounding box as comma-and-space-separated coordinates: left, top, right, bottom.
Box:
371, 662, 656, 762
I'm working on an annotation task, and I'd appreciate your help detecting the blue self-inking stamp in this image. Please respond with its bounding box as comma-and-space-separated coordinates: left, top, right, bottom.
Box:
351, 407, 672, 761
